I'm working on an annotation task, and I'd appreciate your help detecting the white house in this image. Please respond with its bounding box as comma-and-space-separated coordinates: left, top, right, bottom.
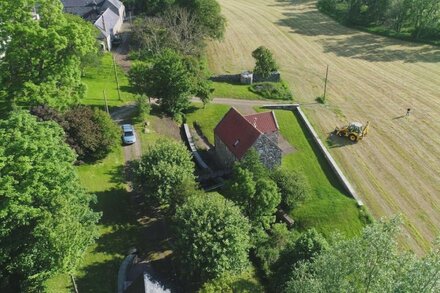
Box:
61, 0, 125, 50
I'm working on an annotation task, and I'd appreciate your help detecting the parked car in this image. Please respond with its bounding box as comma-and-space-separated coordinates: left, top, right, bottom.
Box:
122, 124, 136, 145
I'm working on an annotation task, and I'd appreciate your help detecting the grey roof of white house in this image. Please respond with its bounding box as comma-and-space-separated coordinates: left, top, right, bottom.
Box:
61, 0, 122, 21
93, 7, 119, 37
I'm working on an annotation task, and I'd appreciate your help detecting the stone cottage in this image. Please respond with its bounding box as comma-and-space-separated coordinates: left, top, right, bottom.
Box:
61, 0, 126, 50
214, 107, 282, 169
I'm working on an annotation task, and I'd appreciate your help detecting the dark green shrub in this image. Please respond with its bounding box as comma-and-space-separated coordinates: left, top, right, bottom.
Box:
249, 82, 293, 100
271, 169, 310, 211
64, 106, 119, 162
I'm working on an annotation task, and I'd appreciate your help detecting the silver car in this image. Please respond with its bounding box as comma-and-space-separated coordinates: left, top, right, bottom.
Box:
121, 124, 136, 145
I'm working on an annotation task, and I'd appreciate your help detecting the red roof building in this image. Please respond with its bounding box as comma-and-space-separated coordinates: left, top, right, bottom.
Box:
214, 108, 282, 168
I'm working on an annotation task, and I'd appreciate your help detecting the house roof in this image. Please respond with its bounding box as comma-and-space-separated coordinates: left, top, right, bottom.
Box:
94, 7, 119, 37
61, 0, 123, 21
244, 111, 279, 133
214, 108, 279, 160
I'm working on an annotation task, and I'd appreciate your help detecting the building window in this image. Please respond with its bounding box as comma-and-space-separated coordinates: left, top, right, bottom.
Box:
233, 139, 240, 147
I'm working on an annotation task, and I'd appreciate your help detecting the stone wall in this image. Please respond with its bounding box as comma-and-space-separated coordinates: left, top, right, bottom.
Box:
265, 131, 279, 144
252, 134, 282, 169
210, 71, 281, 84
214, 134, 237, 169
253, 72, 281, 83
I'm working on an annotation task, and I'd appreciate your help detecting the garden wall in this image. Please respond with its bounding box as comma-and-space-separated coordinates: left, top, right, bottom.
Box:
263, 104, 364, 206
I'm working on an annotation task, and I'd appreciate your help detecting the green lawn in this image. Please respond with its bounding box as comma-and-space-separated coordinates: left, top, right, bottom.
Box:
274, 110, 366, 238
81, 53, 136, 107
45, 53, 141, 291
212, 81, 263, 100
186, 103, 231, 143
186, 104, 366, 239
45, 146, 146, 292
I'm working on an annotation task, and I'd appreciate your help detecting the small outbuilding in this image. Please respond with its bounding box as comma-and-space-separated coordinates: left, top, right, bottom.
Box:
214, 107, 282, 169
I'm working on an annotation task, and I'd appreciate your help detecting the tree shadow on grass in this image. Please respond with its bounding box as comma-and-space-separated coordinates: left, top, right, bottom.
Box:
274, 3, 440, 63
76, 259, 121, 293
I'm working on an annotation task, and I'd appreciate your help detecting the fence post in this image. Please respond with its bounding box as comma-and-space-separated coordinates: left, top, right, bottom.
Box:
112, 55, 122, 101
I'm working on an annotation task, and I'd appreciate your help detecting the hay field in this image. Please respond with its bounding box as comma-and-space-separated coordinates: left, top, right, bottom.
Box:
207, 0, 440, 253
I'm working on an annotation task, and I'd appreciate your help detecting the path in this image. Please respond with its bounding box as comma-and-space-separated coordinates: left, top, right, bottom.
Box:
110, 104, 142, 165
207, 0, 440, 253
112, 21, 132, 72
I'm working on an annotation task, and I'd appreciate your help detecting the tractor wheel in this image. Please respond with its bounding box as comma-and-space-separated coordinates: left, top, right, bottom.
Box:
349, 134, 357, 142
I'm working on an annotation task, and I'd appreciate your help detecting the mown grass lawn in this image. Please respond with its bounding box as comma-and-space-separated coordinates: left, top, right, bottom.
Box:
274, 110, 366, 238
81, 53, 136, 107
45, 54, 141, 292
185, 103, 231, 143
212, 81, 263, 100
186, 103, 366, 239
45, 147, 145, 292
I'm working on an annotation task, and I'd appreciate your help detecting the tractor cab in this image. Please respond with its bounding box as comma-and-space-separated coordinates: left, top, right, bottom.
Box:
335, 121, 370, 142
347, 122, 363, 133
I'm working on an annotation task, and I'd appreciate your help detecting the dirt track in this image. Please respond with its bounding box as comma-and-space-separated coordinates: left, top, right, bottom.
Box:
207, 0, 440, 253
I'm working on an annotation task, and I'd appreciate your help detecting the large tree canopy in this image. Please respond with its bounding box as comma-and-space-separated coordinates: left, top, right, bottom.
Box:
226, 151, 281, 229
173, 193, 251, 284
0, 111, 100, 291
0, 0, 97, 109
129, 49, 212, 115
283, 218, 440, 293
134, 139, 196, 207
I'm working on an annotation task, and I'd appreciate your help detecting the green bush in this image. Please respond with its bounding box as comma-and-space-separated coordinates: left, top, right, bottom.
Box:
30, 105, 119, 162
136, 94, 151, 122
173, 193, 251, 284
249, 82, 293, 100
272, 169, 310, 211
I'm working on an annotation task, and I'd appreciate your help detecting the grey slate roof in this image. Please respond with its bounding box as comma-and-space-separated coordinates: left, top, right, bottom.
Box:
93, 7, 119, 37
61, 0, 122, 21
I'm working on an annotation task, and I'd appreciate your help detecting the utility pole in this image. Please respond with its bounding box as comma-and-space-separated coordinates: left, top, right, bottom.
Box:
103, 89, 109, 115
323, 65, 329, 102
112, 55, 122, 101
70, 274, 79, 293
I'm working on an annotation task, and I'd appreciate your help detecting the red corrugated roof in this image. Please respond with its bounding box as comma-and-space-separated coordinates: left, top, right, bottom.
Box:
244, 111, 279, 133
214, 108, 279, 160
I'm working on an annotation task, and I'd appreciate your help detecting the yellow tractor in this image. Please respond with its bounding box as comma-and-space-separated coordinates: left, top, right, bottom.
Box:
334, 121, 370, 142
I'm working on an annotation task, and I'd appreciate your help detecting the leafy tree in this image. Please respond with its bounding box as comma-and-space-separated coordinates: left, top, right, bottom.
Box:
131, 8, 204, 57
0, 0, 97, 109
30, 105, 119, 162
0, 111, 100, 291
64, 106, 119, 162
252, 46, 279, 79
123, 0, 175, 16
136, 94, 151, 121
30, 105, 67, 127
173, 193, 251, 283
129, 50, 193, 116
365, 0, 391, 23
283, 217, 440, 293
177, 0, 226, 39
240, 149, 268, 180
346, 0, 364, 24
271, 168, 310, 211
386, 0, 412, 32
129, 49, 212, 115
227, 167, 281, 229
226, 151, 281, 228
199, 269, 265, 293
255, 223, 296, 278
409, 0, 440, 39
251, 179, 282, 228
271, 228, 329, 292
134, 139, 196, 207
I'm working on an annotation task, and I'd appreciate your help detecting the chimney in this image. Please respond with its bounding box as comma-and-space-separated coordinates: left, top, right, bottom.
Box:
253, 117, 258, 128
